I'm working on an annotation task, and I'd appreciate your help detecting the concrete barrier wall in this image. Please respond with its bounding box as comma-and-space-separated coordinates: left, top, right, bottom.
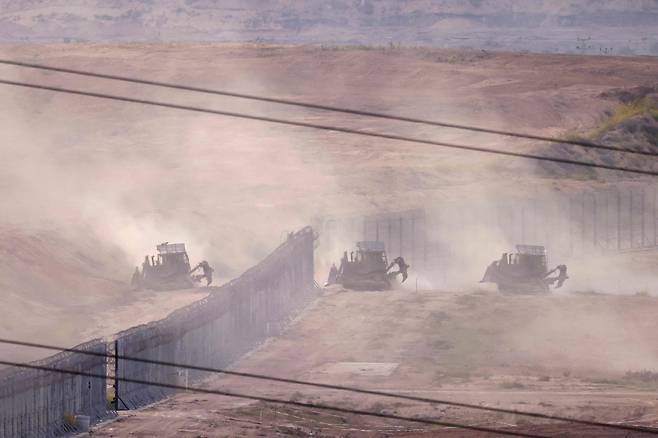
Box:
0, 340, 107, 438
115, 226, 316, 409
0, 226, 315, 436
315, 183, 658, 287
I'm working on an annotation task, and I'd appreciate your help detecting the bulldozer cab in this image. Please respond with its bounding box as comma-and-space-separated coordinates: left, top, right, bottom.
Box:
132, 242, 197, 291
355, 241, 388, 266
481, 244, 551, 294
336, 241, 391, 290
511, 245, 547, 277
156, 242, 191, 273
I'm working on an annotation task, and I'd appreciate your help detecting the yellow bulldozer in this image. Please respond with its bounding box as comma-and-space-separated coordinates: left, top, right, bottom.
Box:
130, 242, 214, 291
326, 241, 409, 291
480, 244, 568, 294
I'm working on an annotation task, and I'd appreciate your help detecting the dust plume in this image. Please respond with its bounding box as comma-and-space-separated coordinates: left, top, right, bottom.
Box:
0, 56, 344, 283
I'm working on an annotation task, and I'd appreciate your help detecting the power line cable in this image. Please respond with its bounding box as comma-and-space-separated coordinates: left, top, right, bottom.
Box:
2, 338, 657, 435
0, 79, 656, 177
0, 359, 547, 438
0, 58, 654, 157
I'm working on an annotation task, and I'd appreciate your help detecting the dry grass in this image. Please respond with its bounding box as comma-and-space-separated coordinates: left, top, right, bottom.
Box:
563, 95, 658, 144
594, 97, 658, 135
624, 370, 658, 383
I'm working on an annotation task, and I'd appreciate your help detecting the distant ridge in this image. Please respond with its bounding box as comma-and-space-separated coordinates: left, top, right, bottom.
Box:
0, 0, 656, 55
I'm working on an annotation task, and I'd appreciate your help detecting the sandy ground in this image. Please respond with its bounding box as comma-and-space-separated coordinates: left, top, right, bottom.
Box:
0, 45, 657, 365
89, 286, 658, 437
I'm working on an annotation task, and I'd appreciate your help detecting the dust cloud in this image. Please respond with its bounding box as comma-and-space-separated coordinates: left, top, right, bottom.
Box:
316, 181, 658, 300
0, 60, 342, 283
2, 44, 658, 380
0, 47, 357, 359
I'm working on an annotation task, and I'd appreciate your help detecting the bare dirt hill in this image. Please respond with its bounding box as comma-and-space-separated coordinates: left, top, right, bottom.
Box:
0, 225, 206, 363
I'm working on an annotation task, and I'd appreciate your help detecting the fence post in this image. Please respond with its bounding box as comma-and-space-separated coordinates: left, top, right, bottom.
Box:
593, 192, 597, 248
605, 190, 610, 250
114, 340, 119, 411
581, 191, 586, 252
422, 211, 428, 270
521, 204, 526, 243
411, 215, 416, 268
641, 186, 646, 247
617, 189, 622, 251
630, 189, 634, 248
399, 216, 403, 258
568, 196, 573, 256
654, 185, 657, 246
387, 219, 392, 254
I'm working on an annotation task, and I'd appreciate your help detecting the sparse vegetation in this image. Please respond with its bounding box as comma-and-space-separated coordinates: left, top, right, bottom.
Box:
499, 380, 526, 389
587, 377, 621, 385
319, 43, 401, 52
426, 310, 450, 325
63, 413, 77, 427
572, 289, 604, 296
592, 97, 658, 138
564, 95, 658, 142
431, 339, 453, 350
289, 391, 306, 402
444, 368, 474, 381
369, 401, 388, 413
624, 370, 658, 383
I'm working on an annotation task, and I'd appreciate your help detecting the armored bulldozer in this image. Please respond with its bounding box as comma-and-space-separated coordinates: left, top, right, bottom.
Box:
326, 241, 409, 291
130, 242, 213, 291
480, 244, 567, 294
